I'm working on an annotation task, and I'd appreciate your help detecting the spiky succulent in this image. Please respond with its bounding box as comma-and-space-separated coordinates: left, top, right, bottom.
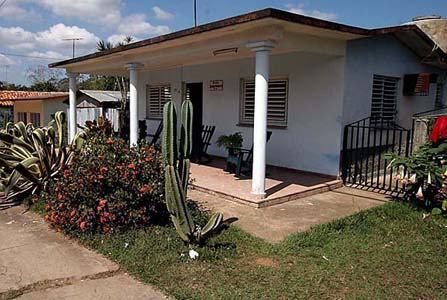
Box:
0, 111, 88, 209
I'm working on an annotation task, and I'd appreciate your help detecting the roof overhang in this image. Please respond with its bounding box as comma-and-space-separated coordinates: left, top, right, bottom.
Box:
49, 8, 368, 75
49, 8, 447, 73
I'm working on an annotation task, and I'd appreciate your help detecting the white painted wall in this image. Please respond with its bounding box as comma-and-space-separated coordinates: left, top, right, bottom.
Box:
137, 51, 346, 176
42, 100, 68, 125
343, 35, 447, 129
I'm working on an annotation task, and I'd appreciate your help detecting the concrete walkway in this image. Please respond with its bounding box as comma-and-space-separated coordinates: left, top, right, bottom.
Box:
0, 207, 168, 300
190, 186, 390, 243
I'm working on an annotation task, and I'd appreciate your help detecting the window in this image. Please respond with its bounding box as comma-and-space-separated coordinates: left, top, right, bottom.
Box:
240, 78, 288, 127
17, 112, 27, 124
30, 112, 41, 127
371, 75, 399, 123
146, 84, 172, 119
435, 83, 444, 109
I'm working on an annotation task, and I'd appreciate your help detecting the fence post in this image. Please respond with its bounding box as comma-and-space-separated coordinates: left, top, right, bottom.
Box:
341, 125, 349, 183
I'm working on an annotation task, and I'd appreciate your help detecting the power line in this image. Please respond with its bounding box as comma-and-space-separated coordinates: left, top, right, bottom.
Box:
0, 52, 64, 60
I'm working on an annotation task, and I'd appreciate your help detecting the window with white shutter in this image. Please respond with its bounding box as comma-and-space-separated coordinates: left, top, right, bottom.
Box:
240, 78, 288, 127
146, 84, 172, 119
371, 75, 399, 123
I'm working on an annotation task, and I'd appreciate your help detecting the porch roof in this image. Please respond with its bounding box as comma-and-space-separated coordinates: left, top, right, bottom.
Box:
49, 8, 447, 74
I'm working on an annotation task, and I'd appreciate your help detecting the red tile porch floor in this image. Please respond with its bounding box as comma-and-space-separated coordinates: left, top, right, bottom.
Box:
190, 158, 343, 208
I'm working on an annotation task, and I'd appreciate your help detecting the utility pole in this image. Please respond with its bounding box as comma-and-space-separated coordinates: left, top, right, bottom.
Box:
63, 38, 83, 58
194, 0, 197, 27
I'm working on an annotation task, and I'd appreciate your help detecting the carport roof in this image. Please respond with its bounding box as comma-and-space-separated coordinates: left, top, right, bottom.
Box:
48, 8, 447, 70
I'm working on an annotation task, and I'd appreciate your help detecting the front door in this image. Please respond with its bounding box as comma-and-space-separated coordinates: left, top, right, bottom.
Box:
185, 82, 203, 159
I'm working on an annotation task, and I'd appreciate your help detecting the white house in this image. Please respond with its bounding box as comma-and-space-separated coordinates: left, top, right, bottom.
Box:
49, 8, 447, 199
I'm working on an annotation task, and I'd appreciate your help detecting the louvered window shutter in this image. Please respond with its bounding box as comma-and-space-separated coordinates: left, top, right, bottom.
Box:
240, 78, 288, 126
146, 85, 172, 119
371, 75, 399, 123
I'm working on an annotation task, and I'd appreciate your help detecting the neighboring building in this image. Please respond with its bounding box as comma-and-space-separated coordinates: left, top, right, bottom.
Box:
49, 8, 447, 197
74, 90, 123, 131
0, 91, 68, 127
0, 91, 15, 128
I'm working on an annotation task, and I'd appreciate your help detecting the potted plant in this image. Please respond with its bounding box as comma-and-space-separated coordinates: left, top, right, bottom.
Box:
216, 132, 243, 156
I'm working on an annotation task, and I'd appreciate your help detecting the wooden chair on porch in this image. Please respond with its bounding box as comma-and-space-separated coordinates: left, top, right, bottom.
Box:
197, 125, 216, 163
226, 131, 273, 177
148, 121, 163, 146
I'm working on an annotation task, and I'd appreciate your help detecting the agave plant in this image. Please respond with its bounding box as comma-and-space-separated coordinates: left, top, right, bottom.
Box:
0, 112, 88, 209
162, 100, 226, 245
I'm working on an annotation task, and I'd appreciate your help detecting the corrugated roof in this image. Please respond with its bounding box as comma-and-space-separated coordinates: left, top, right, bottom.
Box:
79, 90, 127, 103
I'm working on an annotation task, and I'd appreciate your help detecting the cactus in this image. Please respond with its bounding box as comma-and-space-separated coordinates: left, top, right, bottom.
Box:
162, 100, 224, 245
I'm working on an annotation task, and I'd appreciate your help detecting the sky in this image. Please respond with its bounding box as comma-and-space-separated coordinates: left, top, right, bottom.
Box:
0, 0, 446, 85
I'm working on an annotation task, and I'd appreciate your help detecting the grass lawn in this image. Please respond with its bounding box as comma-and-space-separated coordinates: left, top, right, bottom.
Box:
59, 201, 446, 299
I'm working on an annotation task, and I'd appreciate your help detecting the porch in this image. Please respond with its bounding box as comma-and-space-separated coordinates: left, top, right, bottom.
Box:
190, 158, 342, 208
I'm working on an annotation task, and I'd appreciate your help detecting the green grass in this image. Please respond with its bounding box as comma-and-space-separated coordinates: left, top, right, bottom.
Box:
70, 201, 447, 300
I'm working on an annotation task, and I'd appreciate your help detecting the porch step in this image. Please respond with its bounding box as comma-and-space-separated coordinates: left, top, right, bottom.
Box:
190, 180, 343, 208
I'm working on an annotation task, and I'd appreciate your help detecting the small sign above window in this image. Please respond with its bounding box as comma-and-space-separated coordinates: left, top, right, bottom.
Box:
209, 80, 223, 91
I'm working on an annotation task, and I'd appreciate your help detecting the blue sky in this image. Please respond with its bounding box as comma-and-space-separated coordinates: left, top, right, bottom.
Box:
0, 0, 445, 85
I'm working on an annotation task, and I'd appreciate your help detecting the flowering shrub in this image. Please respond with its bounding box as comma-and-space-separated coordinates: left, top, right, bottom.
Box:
42, 125, 167, 234
386, 140, 447, 216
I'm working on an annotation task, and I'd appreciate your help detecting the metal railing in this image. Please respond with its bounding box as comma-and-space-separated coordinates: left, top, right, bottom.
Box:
341, 117, 411, 194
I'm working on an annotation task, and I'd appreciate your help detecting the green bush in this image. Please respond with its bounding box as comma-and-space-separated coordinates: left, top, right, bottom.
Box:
386, 141, 447, 215
42, 120, 167, 234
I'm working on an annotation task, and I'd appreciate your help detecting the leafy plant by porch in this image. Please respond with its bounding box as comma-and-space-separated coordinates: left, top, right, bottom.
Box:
216, 132, 243, 153
76, 201, 447, 300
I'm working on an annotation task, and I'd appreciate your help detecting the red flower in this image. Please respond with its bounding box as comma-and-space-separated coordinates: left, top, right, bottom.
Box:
127, 163, 136, 170
106, 138, 114, 145
70, 210, 76, 218
79, 221, 87, 230
63, 169, 70, 179
99, 199, 107, 207
100, 167, 108, 174
139, 184, 152, 194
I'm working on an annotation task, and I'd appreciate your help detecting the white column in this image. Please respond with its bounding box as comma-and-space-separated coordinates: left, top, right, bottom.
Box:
247, 40, 275, 198
125, 63, 143, 147
67, 72, 78, 143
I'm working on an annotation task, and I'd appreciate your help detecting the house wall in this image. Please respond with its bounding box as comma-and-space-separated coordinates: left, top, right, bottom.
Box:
14, 101, 43, 125
343, 35, 447, 129
138, 50, 346, 176
42, 100, 67, 125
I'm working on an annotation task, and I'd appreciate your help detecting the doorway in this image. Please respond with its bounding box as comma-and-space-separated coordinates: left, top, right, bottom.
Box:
185, 82, 203, 159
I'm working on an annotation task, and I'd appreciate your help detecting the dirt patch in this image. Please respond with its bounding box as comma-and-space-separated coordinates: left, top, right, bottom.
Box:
253, 257, 280, 268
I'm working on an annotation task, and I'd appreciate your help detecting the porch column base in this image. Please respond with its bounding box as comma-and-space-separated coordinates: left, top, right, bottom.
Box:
251, 192, 266, 200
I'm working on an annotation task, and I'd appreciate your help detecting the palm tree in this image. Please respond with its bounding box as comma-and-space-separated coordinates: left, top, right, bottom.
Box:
96, 36, 134, 138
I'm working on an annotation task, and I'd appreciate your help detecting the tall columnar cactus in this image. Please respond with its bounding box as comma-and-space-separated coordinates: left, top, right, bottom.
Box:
162, 100, 224, 245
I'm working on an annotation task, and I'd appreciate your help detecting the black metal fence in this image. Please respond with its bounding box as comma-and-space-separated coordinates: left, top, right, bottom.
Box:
341, 117, 412, 194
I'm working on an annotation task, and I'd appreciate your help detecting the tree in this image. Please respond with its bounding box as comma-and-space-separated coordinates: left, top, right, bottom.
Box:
26, 65, 64, 92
